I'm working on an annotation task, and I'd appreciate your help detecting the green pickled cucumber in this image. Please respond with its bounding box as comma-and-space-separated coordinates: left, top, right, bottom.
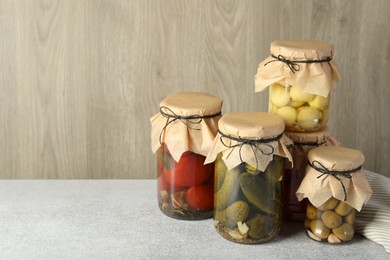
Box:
264, 155, 285, 184
239, 172, 279, 215
215, 166, 241, 210
244, 163, 262, 175
214, 201, 249, 228
215, 154, 227, 191
246, 214, 273, 239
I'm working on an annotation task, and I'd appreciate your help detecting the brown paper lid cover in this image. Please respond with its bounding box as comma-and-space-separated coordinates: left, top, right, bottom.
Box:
218, 112, 285, 139
205, 112, 293, 171
150, 92, 222, 162
296, 146, 373, 211
254, 40, 341, 97
160, 92, 222, 116
270, 40, 333, 60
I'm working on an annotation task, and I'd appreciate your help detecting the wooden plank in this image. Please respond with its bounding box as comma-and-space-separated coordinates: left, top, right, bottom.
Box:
0, 0, 389, 179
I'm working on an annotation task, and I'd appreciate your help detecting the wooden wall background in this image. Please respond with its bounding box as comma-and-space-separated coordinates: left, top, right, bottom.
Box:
1, 0, 389, 179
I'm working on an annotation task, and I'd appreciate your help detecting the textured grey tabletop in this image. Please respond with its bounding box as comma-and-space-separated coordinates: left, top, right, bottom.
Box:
0, 180, 388, 260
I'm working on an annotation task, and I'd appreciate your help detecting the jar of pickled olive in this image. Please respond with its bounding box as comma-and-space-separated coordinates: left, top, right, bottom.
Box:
151, 92, 222, 220
283, 128, 340, 221
205, 112, 293, 243
296, 146, 373, 244
254, 40, 340, 132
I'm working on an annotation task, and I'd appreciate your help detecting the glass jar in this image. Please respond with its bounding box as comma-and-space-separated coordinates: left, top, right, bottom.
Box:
296, 146, 373, 244
305, 199, 357, 243
151, 92, 223, 220
268, 83, 330, 132
205, 112, 292, 243
254, 40, 340, 132
283, 128, 340, 221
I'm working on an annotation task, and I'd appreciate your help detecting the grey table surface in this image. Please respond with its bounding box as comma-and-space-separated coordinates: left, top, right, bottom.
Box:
0, 180, 388, 260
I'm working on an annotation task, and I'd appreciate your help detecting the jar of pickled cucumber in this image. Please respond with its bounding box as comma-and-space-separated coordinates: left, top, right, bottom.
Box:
296, 146, 373, 244
254, 40, 340, 132
151, 92, 222, 220
205, 112, 293, 243
283, 128, 340, 221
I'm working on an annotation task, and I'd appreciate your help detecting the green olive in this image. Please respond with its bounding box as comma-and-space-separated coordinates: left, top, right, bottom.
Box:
306, 203, 319, 220
335, 201, 353, 216
318, 197, 339, 210
309, 220, 330, 239
321, 210, 342, 229
333, 223, 354, 241
344, 210, 356, 225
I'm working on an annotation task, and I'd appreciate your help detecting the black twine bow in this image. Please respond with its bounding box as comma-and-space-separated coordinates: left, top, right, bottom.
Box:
158, 106, 221, 144
264, 54, 333, 74
309, 160, 361, 201
218, 130, 283, 174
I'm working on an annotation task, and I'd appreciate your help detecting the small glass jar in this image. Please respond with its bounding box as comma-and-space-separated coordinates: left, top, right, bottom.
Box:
151, 92, 222, 220
296, 146, 373, 244
206, 112, 292, 243
283, 128, 340, 221
254, 40, 340, 132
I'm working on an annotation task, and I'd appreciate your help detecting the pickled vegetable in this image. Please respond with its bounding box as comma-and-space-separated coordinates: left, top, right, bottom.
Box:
305, 200, 357, 243
290, 86, 315, 102
318, 197, 339, 210
270, 83, 290, 107
213, 155, 284, 244
268, 83, 330, 131
214, 201, 249, 228
335, 201, 353, 216
310, 220, 330, 239
157, 144, 215, 220
333, 223, 354, 241
322, 210, 342, 229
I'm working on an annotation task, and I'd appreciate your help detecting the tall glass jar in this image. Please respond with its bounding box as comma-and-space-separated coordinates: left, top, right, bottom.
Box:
205, 112, 292, 243
296, 146, 373, 244
283, 128, 340, 221
151, 92, 222, 220
254, 40, 340, 132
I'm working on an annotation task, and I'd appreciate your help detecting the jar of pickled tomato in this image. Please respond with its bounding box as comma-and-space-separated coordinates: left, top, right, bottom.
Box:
151, 92, 222, 220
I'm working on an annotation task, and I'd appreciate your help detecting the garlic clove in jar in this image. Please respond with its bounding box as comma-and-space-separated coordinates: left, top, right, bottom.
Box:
309, 95, 328, 110
270, 83, 290, 107
290, 86, 315, 102
297, 107, 321, 131
276, 106, 297, 127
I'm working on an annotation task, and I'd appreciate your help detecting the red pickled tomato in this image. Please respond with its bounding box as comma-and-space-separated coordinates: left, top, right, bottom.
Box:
186, 184, 214, 211
165, 151, 213, 187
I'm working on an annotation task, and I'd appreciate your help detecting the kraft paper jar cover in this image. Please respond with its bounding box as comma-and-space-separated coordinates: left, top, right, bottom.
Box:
296, 146, 373, 211
254, 40, 341, 97
205, 112, 293, 171
150, 92, 223, 162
